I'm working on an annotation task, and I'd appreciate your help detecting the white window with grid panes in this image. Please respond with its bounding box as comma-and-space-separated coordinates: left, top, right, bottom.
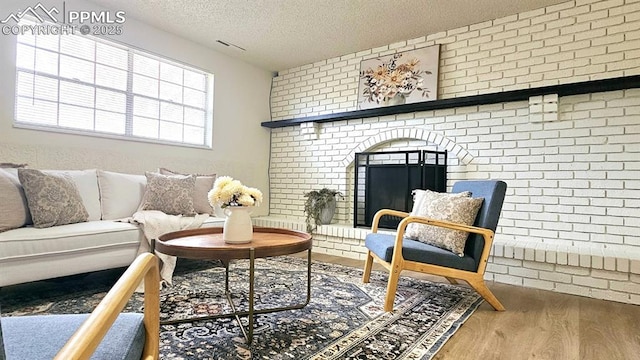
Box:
14, 19, 213, 148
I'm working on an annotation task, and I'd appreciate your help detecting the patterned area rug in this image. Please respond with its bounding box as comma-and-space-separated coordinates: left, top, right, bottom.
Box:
1, 257, 482, 359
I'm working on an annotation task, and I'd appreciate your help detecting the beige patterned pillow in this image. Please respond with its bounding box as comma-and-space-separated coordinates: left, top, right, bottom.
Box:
140, 172, 197, 216
158, 168, 215, 214
17, 169, 89, 228
405, 189, 484, 256
0, 169, 31, 232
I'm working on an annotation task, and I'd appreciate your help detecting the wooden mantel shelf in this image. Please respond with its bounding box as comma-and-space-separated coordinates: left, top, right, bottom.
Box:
261, 75, 640, 129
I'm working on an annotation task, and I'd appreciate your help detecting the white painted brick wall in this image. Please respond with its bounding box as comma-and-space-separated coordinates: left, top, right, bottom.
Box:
263, 0, 640, 305
268, 91, 640, 251
270, 0, 640, 120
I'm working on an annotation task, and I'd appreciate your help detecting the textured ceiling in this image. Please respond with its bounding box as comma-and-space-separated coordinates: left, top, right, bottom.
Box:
88, 0, 568, 72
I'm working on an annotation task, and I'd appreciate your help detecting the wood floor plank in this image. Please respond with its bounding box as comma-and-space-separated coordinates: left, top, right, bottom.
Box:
514, 287, 580, 360
579, 296, 640, 359
310, 253, 640, 360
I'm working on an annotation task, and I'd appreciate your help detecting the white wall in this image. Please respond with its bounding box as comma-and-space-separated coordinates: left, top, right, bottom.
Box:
0, 0, 273, 214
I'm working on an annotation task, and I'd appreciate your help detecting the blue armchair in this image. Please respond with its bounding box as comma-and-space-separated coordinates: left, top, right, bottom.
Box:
1, 253, 160, 359
363, 180, 507, 312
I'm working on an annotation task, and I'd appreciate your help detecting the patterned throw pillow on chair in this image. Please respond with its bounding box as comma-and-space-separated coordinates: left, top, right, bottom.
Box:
405, 189, 484, 256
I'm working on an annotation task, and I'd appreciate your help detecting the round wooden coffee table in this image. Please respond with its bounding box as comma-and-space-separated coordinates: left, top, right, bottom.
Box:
155, 226, 311, 260
155, 226, 312, 343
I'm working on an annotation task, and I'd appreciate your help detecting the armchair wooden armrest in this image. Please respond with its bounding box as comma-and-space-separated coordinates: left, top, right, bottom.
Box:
372, 209, 495, 254
54, 253, 160, 360
370, 209, 495, 261
396, 215, 496, 273
370, 209, 410, 233
400, 215, 494, 239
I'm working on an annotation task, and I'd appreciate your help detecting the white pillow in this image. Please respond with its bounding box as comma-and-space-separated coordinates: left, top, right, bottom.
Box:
1, 168, 18, 176
0, 169, 31, 232
97, 170, 147, 220
45, 170, 101, 221
4, 169, 101, 221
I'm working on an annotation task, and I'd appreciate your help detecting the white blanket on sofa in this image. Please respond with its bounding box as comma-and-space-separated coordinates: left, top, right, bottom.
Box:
130, 210, 209, 286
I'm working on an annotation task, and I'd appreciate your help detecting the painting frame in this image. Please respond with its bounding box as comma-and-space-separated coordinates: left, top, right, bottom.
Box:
357, 44, 440, 110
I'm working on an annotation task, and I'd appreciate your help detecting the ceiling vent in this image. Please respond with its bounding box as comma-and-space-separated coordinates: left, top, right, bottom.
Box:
216, 40, 245, 51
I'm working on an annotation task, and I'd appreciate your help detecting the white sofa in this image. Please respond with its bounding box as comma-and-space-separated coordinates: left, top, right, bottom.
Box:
0, 169, 224, 287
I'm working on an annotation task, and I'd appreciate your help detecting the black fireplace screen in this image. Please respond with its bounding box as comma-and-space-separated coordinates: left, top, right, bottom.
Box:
354, 150, 447, 229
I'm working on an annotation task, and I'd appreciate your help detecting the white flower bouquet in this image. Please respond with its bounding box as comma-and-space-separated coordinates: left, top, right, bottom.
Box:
208, 176, 263, 208
360, 53, 431, 104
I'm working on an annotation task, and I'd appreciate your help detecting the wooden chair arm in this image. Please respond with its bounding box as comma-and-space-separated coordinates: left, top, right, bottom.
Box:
370, 209, 410, 233
396, 215, 496, 272
398, 215, 494, 240
54, 253, 160, 360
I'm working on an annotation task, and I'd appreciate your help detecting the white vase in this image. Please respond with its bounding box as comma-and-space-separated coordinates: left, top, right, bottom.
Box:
223, 206, 253, 244
382, 93, 406, 106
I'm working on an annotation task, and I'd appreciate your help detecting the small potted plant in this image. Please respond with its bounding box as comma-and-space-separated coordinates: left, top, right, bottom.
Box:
304, 188, 343, 233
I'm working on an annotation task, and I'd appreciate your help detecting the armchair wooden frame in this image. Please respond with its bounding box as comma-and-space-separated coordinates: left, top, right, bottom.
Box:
54, 253, 160, 360
362, 209, 505, 312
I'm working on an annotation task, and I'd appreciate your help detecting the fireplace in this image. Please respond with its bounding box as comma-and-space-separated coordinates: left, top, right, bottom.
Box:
354, 150, 447, 229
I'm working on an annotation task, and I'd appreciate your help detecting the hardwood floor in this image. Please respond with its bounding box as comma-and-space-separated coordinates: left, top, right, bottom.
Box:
309, 253, 640, 360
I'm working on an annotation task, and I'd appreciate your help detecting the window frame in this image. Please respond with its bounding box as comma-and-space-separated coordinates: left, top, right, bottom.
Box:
13, 19, 214, 149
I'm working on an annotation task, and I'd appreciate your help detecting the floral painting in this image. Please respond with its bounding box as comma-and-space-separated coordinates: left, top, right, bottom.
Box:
357, 45, 440, 110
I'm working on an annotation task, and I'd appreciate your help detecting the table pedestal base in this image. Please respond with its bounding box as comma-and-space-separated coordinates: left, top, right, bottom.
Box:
160, 249, 312, 344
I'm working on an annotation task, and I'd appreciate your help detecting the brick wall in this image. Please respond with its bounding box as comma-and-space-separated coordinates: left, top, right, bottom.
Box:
271, 0, 640, 120
263, 0, 640, 305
